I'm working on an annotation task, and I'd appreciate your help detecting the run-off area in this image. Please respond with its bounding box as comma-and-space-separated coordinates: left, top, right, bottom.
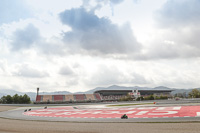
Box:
23, 106, 200, 118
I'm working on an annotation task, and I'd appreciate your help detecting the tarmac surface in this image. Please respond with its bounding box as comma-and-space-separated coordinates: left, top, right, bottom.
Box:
1, 102, 200, 133
1, 102, 200, 122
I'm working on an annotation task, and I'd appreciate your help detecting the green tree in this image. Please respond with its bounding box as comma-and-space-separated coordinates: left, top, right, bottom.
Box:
13, 94, 19, 104
189, 89, 200, 98
144, 95, 154, 100
22, 94, 31, 104
136, 96, 144, 101
18, 95, 23, 104
0, 94, 31, 104
155, 96, 159, 100
119, 94, 133, 101
0, 96, 7, 104
174, 92, 186, 98
149, 95, 154, 100
5, 95, 13, 104
160, 95, 168, 99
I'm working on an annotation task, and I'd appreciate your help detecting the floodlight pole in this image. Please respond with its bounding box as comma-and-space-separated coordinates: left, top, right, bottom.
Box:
37, 87, 39, 96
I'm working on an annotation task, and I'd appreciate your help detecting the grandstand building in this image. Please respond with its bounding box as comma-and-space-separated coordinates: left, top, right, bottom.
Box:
35, 89, 173, 103
35, 93, 102, 103
95, 89, 173, 101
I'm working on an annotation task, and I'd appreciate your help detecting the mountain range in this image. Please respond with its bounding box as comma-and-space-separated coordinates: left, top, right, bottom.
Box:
0, 85, 198, 101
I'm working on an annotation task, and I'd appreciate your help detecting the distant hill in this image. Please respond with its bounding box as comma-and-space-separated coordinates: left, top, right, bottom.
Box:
0, 89, 24, 96
153, 86, 172, 90
0, 85, 198, 101
77, 85, 170, 94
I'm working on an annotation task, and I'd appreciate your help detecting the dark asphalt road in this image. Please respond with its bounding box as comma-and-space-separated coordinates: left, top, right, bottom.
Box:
1, 103, 200, 123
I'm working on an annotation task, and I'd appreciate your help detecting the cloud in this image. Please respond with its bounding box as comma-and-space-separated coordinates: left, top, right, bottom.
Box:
131, 72, 149, 84
110, 0, 124, 5
147, 0, 200, 59
109, 0, 124, 16
60, 8, 100, 31
85, 65, 148, 87
156, 0, 200, 28
14, 64, 49, 78
59, 66, 74, 76
0, 0, 32, 25
0, 59, 7, 72
81, 0, 125, 16
38, 40, 66, 56
59, 7, 140, 55
86, 65, 125, 86
137, 38, 200, 60
133, 0, 140, 3
11, 24, 41, 51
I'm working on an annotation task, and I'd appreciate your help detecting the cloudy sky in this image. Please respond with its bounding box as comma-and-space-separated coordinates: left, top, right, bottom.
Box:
0, 0, 200, 93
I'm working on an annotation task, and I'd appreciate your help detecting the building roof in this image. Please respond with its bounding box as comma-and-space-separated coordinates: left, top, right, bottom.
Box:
94, 89, 174, 93
94, 89, 174, 96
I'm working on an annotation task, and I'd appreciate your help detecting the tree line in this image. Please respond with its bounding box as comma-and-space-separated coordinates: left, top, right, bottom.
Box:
136, 95, 168, 101
0, 94, 31, 104
120, 88, 200, 101
188, 89, 200, 98
174, 89, 200, 98
119, 94, 168, 101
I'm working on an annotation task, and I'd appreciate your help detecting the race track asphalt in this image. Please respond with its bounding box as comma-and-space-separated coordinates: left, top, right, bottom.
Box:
1, 103, 200, 123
